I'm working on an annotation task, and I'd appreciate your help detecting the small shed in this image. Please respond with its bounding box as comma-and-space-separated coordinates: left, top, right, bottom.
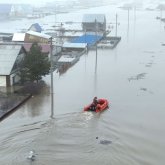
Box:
82, 14, 106, 32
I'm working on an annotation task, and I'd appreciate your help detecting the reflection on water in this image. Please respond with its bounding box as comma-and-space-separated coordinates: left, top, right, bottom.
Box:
24, 85, 50, 118
94, 47, 98, 93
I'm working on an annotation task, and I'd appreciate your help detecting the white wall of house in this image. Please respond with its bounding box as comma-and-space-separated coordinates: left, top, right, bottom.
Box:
0, 74, 20, 87
0, 76, 6, 86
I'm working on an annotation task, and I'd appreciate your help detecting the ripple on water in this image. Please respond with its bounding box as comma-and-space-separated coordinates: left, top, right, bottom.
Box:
0, 120, 46, 165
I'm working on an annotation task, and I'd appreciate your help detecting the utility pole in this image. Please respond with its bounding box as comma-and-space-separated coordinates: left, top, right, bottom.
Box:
128, 8, 130, 28
160, 9, 162, 19
95, 19, 98, 58
50, 37, 54, 118
115, 13, 118, 37
95, 19, 98, 75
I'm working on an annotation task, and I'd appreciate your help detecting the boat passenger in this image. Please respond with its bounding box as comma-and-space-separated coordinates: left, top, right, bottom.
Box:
93, 97, 98, 105
89, 97, 98, 111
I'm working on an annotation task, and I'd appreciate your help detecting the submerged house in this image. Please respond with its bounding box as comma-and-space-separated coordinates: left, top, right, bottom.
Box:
82, 14, 106, 33
0, 44, 26, 87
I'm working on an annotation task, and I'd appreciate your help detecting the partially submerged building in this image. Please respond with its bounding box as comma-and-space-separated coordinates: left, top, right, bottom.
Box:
12, 31, 62, 65
82, 14, 106, 33
56, 42, 87, 75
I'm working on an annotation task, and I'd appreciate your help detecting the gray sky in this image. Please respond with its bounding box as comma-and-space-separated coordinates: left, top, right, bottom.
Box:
0, 0, 67, 6
0, 0, 164, 7
0, 0, 53, 3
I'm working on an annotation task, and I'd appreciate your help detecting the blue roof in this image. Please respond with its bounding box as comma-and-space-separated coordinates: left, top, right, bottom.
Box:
71, 34, 103, 46
0, 4, 12, 14
29, 23, 42, 33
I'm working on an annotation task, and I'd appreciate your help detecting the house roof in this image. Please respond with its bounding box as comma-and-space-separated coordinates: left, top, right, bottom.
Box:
0, 44, 22, 75
12, 33, 25, 42
58, 55, 76, 62
23, 43, 50, 53
63, 42, 87, 49
82, 14, 105, 23
71, 34, 103, 46
26, 31, 51, 39
28, 23, 43, 32
0, 4, 12, 14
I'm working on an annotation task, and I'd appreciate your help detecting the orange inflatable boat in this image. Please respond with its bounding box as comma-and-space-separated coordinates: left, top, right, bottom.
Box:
84, 98, 109, 112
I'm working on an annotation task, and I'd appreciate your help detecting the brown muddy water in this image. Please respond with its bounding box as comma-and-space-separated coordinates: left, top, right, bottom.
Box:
0, 4, 165, 165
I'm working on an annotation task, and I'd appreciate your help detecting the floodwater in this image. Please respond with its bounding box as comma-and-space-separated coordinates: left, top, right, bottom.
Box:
1, 4, 165, 165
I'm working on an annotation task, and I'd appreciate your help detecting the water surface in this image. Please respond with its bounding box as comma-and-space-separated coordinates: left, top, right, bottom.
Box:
0, 4, 165, 165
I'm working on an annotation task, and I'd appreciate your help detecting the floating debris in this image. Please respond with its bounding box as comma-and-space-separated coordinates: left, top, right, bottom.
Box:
145, 63, 152, 67
96, 137, 112, 145
137, 73, 147, 79
140, 87, 147, 91
141, 60, 154, 67
128, 73, 147, 81
143, 50, 155, 54
139, 87, 154, 94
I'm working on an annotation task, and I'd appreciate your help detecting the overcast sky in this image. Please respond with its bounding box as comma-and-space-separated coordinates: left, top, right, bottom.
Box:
0, 0, 164, 7
0, 0, 54, 3
0, 0, 67, 6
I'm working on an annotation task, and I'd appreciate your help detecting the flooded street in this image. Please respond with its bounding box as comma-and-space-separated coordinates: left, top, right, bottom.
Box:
1, 4, 165, 165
